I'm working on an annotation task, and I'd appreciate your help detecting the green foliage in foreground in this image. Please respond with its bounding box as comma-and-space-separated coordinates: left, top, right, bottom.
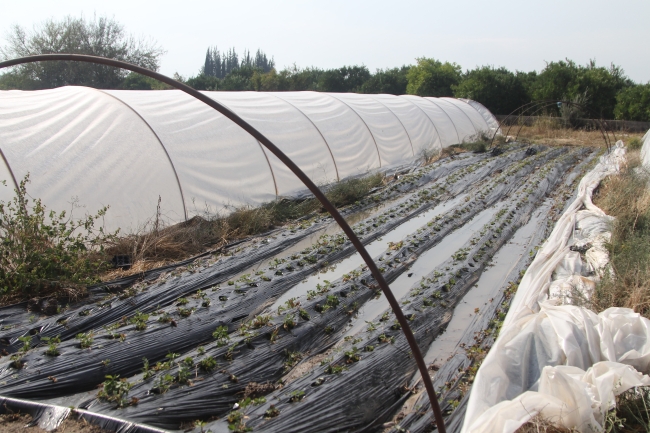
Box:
0, 175, 117, 300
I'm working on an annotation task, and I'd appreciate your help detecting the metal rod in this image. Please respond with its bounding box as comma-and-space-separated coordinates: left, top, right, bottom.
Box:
0, 54, 447, 432
490, 99, 615, 153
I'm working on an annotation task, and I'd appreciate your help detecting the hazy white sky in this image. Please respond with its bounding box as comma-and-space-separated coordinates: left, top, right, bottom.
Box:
2, 0, 649, 83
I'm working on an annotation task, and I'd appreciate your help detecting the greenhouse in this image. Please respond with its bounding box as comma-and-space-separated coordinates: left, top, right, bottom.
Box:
0, 88, 497, 231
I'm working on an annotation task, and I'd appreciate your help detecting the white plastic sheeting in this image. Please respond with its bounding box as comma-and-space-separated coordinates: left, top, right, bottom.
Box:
458, 98, 501, 136
462, 142, 650, 433
0, 87, 496, 231
641, 128, 650, 167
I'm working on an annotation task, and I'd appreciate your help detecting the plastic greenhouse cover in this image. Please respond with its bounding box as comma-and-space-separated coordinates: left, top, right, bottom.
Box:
0, 87, 185, 233
400, 95, 462, 146
459, 98, 501, 135
425, 98, 479, 142
204, 91, 338, 195
370, 94, 442, 157
0, 88, 496, 232
462, 142, 650, 433
328, 93, 414, 166
105, 90, 277, 212
270, 92, 381, 180
441, 98, 490, 136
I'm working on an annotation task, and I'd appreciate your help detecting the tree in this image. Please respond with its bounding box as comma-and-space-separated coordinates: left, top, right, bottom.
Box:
360, 66, 410, 95
406, 58, 461, 97
614, 84, 650, 121
452, 66, 530, 114
532, 59, 631, 118
318, 66, 371, 93
120, 73, 172, 90
0, 15, 164, 90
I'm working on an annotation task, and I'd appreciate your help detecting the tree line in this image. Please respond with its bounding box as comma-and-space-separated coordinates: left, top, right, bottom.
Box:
0, 15, 648, 121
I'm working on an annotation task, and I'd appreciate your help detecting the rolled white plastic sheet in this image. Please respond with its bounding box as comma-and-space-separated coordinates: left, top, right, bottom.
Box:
462, 141, 650, 433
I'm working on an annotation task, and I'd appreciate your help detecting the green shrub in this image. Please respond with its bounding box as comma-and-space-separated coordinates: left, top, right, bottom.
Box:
0, 175, 117, 302
627, 137, 643, 150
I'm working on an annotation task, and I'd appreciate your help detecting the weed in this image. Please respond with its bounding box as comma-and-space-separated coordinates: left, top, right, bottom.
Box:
142, 357, 153, 379
98, 375, 133, 408
178, 307, 195, 317
129, 311, 149, 330
76, 332, 93, 349
153, 373, 174, 394
325, 364, 345, 374
264, 404, 280, 418
224, 343, 237, 361
212, 325, 230, 346
288, 389, 306, 402
344, 347, 361, 363
17, 335, 31, 353
284, 350, 303, 371
251, 314, 272, 329
42, 335, 61, 356
627, 137, 643, 150
227, 410, 251, 433
199, 356, 217, 371
10, 354, 24, 369
0, 174, 116, 303
378, 334, 395, 344
177, 365, 191, 384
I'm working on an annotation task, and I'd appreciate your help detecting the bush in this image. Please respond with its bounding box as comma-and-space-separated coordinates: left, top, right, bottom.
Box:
453, 66, 530, 115
614, 84, 650, 122
0, 175, 116, 302
406, 58, 462, 97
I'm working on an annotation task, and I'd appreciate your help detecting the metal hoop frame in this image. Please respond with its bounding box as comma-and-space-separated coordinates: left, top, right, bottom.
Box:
0, 54, 447, 432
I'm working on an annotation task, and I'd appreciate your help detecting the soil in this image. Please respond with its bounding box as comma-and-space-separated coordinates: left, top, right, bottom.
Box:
0, 413, 111, 433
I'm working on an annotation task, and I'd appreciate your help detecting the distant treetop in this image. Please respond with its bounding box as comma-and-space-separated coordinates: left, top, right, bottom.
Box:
0, 15, 165, 89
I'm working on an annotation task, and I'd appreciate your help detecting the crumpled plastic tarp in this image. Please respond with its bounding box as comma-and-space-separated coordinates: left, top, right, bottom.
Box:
462, 141, 650, 433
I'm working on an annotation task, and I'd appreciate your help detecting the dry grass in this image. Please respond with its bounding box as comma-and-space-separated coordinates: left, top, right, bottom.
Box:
587, 151, 650, 318
516, 415, 577, 433
102, 173, 384, 279
516, 387, 650, 433
506, 118, 644, 148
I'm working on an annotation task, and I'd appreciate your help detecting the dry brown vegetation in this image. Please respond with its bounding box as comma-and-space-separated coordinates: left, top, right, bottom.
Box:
0, 412, 111, 433
516, 415, 577, 433
102, 173, 385, 279
505, 118, 643, 148
588, 151, 650, 318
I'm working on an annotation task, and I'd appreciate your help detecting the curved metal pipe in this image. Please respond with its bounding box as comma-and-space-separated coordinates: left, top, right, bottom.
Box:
490, 99, 615, 152
507, 100, 614, 150
0, 54, 447, 432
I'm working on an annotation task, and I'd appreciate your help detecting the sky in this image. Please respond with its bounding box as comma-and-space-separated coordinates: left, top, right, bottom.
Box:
2, 0, 649, 83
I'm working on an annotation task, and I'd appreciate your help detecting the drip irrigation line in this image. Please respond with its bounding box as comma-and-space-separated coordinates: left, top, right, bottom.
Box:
0, 54, 447, 432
